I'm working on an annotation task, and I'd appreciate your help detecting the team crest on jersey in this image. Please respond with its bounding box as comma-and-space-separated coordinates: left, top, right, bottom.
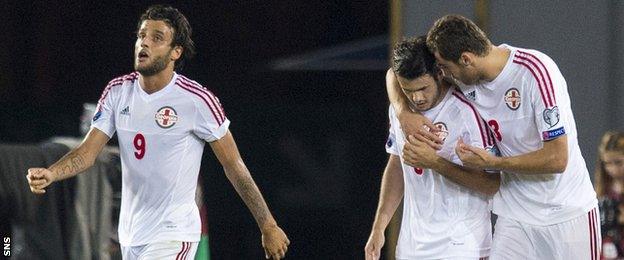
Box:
433, 122, 449, 142
504, 88, 521, 110
155, 106, 178, 129
543, 106, 560, 128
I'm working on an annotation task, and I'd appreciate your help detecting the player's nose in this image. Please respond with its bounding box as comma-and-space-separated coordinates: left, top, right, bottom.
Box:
411, 92, 424, 103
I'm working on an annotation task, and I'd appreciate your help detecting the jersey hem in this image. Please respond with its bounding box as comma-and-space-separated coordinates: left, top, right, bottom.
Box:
119, 232, 201, 247
493, 199, 598, 226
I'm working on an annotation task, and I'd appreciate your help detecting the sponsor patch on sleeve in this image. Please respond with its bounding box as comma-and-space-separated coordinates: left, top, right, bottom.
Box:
386, 137, 394, 149
92, 111, 102, 122
542, 126, 565, 141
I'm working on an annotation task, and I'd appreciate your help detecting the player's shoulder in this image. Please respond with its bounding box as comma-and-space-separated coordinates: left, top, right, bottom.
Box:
174, 74, 223, 109
510, 45, 559, 71
447, 88, 476, 115
175, 74, 216, 99
99, 72, 138, 100
106, 72, 139, 88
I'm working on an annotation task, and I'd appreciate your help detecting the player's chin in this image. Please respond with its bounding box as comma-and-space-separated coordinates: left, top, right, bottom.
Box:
416, 103, 432, 111
134, 63, 149, 73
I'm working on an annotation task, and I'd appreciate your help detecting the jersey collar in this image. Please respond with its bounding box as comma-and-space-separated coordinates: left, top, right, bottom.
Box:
135, 72, 178, 102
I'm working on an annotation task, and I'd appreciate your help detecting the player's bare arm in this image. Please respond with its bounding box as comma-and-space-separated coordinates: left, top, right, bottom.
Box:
26, 128, 110, 194
386, 69, 443, 149
457, 135, 568, 174
365, 155, 403, 260
209, 130, 289, 259
403, 135, 500, 196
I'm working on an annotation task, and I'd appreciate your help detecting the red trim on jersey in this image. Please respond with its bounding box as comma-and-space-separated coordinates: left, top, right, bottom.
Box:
97, 72, 138, 111
513, 51, 556, 108
512, 58, 550, 107
595, 208, 599, 260
183, 242, 192, 260
176, 242, 187, 260
178, 75, 226, 120
589, 209, 596, 260
452, 91, 488, 148
588, 210, 593, 260
176, 76, 226, 123
487, 121, 496, 145
482, 119, 494, 146
176, 81, 224, 125
517, 50, 556, 105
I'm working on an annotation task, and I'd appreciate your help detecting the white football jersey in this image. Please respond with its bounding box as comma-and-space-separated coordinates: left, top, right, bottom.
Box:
92, 72, 230, 246
456, 44, 597, 226
386, 88, 494, 259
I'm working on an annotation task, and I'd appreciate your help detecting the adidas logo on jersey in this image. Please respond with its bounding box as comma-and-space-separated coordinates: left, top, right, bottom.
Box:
465, 91, 476, 101
120, 106, 130, 115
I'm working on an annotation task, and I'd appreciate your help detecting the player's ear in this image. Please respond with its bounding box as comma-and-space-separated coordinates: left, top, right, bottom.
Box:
435, 68, 444, 80
171, 46, 183, 61
459, 52, 473, 67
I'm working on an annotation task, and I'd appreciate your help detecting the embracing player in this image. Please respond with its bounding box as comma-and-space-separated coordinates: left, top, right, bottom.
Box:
389, 15, 600, 259
365, 36, 499, 260
26, 5, 289, 260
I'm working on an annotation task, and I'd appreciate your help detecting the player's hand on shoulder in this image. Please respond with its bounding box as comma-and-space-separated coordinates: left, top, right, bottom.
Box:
261, 224, 289, 259
365, 229, 384, 260
26, 168, 56, 194
397, 111, 443, 150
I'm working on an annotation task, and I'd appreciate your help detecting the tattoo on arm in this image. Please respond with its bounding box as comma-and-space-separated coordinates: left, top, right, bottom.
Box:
51, 150, 89, 180
228, 165, 272, 228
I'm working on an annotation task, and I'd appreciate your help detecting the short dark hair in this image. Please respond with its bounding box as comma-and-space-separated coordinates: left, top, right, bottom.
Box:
392, 36, 438, 80
426, 14, 490, 62
138, 5, 196, 70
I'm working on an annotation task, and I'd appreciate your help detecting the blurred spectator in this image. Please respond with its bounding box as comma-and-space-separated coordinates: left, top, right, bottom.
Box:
596, 131, 624, 259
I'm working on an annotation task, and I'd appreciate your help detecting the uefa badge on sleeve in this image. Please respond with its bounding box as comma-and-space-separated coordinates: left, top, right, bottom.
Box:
504, 88, 521, 110
543, 106, 560, 128
155, 106, 178, 129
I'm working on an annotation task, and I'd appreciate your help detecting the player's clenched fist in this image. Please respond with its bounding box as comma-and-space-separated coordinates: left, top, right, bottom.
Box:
364, 230, 385, 260
261, 225, 289, 259
26, 168, 56, 194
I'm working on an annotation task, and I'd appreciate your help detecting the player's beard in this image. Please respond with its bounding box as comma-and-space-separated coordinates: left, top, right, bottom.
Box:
135, 49, 173, 76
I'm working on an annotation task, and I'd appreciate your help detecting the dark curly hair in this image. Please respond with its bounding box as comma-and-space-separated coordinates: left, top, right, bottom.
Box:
392, 36, 439, 80
426, 14, 490, 63
138, 5, 196, 70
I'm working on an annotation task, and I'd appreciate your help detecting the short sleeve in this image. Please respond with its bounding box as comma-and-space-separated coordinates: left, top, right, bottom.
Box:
516, 51, 567, 141
192, 94, 230, 142
91, 81, 119, 138
385, 106, 400, 155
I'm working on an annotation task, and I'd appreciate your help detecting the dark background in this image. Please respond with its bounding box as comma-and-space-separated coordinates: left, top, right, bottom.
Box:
0, 1, 390, 258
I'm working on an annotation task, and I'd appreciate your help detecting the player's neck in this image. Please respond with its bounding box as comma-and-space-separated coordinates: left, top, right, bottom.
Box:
139, 69, 175, 94
414, 81, 449, 112
480, 45, 511, 82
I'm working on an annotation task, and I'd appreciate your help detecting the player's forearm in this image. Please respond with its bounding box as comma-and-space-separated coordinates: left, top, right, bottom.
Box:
386, 69, 411, 114
432, 157, 500, 196
47, 146, 95, 181
491, 137, 568, 174
371, 157, 404, 232
224, 161, 277, 230
493, 151, 566, 174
